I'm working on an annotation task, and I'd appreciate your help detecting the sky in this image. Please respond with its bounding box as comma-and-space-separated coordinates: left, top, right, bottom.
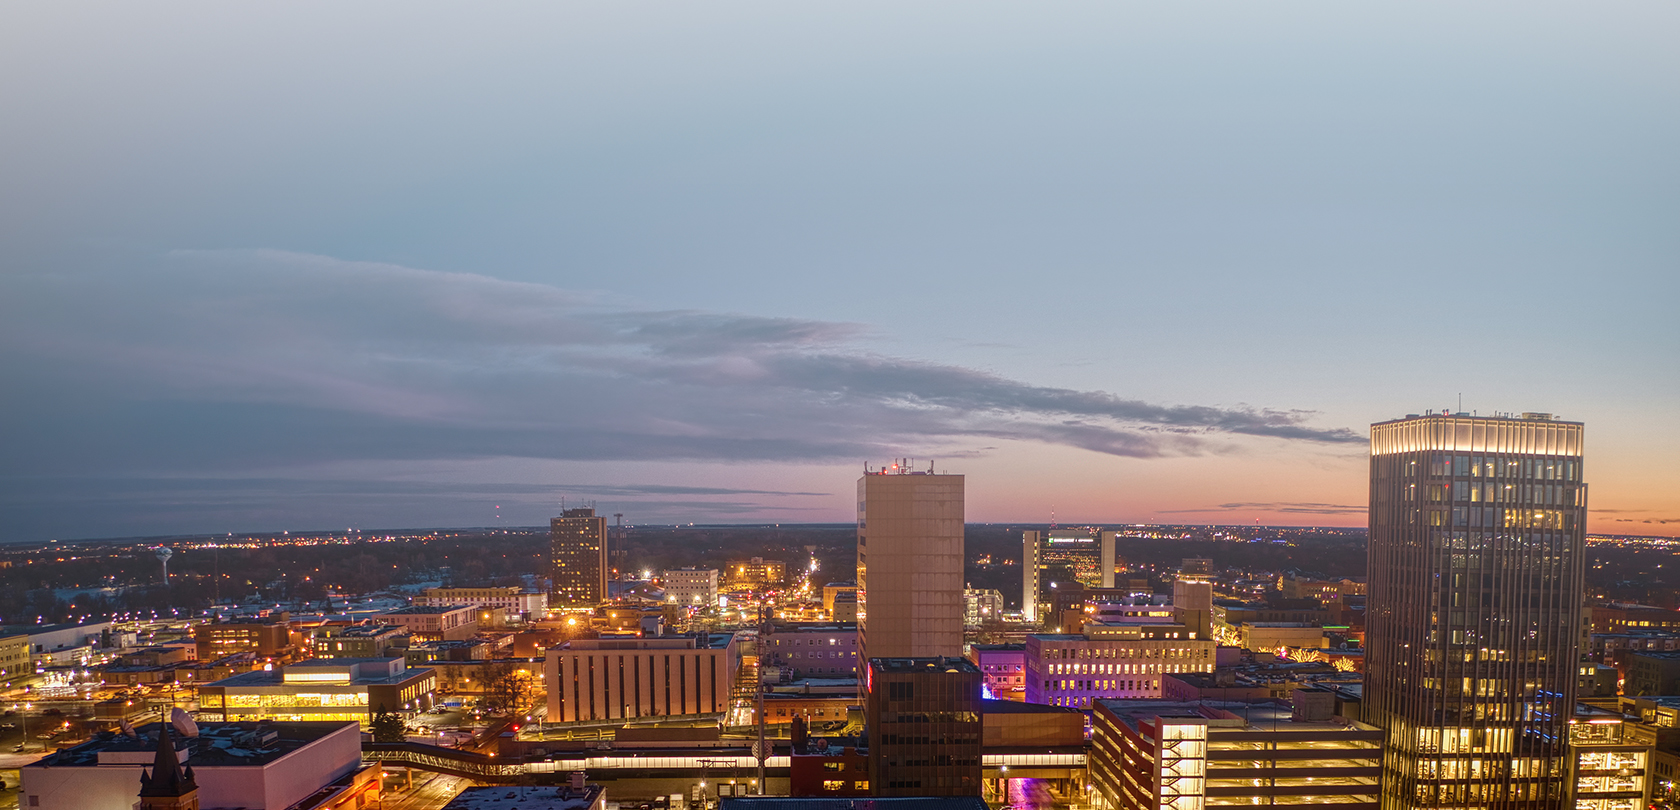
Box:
1, 2, 1676, 542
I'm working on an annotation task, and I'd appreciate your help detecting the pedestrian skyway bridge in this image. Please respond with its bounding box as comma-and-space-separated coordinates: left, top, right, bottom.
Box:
364, 741, 1083, 784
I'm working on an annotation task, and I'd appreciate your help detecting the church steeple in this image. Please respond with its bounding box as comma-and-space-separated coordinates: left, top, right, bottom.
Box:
138, 724, 200, 810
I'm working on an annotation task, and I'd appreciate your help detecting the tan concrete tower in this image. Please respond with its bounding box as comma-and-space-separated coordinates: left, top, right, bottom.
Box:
550, 508, 608, 609
856, 462, 965, 662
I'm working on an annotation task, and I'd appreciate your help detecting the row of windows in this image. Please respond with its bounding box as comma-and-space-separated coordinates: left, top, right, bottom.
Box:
1047, 678, 1156, 692
1040, 644, 1211, 660
1420, 481, 1579, 506
1428, 454, 1580, 481
1044, 654, 1207, 674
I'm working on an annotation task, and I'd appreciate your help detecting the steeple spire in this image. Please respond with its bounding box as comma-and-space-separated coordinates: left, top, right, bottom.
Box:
138, 724, 199, 810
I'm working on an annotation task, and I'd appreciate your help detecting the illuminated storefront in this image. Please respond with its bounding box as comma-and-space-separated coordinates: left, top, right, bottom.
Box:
198, 657, 435, 725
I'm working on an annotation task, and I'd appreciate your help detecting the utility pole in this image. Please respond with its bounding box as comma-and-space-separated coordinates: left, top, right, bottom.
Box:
755, 600, 767, 794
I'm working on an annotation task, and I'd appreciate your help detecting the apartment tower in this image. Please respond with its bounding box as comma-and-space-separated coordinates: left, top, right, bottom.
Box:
550, 508, 609, 609
1365, 412, 1587, 810
857, 463, 964, 661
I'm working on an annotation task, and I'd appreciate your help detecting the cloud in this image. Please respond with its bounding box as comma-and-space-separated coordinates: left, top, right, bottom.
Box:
1161, 502, 1369, 516
1, 250, 1360, 479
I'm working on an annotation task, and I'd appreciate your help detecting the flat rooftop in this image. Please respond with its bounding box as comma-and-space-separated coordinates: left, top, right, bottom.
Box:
981, 698, 1081, 715
444, 784, 603, 810
723, 799, 988, 810
378, 605, 473, 615
209, 664, 428, 688
27, 721, 356, 769
868, 657, 980, 675
1096, 699, 1378, 734
287, 656, 403, 667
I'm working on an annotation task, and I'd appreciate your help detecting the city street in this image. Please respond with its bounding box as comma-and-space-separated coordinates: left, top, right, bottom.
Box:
378, 771, 477, 810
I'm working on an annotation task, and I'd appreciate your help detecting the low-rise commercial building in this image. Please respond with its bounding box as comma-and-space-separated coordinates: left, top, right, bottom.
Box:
1090, 699, 1382, 810
1, 632, 34, 684
194, 619, 300, 662
1628, 652, 1680, 697
2, 620, 121, 667
1568, 704, 1655, 810
963, 588, 1004, 627
661, 568, 720, 607
765, 624, 859, 679
1026, 623, 1215, 707
1581, 662, 1621, 698
21, 720, 378, 810
312, 623, 409, 658
967, 644, 1026, 701
1237, 622, 1326, 653
726, 557, 788, 588
822, 582, 858, 617
1593, 630, 1680, 674
981, 699, 1084, 747
831, 592, 858, 623
406, 639, 492, 664
544, 633, 738, 723
1593, 603, 1680, 634
417, 586, 548, 622
762, 692, 857, 728
790, 735, 870, 797
443, 782, 605, 810
374, 605, 479, 641
198, 657, 436, 723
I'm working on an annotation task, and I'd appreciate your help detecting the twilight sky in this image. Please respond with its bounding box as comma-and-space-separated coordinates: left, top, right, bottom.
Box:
2, 2, 1676, 542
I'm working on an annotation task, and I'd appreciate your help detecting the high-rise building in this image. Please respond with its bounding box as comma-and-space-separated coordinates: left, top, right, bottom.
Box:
1365, 412, 1587, 810
866, 657, 983, 797
1022, 528, 1117, 624
550, 508, 608, 609
856, 465, 964, 661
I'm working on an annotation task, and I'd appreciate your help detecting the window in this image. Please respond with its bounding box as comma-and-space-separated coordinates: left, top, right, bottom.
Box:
823, 781, 844, 791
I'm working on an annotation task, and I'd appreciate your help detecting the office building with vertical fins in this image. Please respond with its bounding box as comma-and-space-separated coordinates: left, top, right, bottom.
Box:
1021, 528, 1118, 624
857, 462, 964, 662
1365, 412, 1587, 810
550, 508, 608, 609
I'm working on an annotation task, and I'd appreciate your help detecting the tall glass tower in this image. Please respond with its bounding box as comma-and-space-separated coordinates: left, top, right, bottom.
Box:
1366, 412, 1587, 810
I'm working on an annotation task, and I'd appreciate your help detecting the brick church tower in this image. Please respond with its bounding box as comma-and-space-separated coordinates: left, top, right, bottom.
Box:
138, 725, 199, 810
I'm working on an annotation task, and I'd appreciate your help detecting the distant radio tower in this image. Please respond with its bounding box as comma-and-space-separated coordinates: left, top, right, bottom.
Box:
155, 546, 174, 584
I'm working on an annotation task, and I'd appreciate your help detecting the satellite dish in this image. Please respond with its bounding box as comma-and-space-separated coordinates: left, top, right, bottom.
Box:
119, 718, 138, 737
814, 738, 829, 752
171, 707, 200, 739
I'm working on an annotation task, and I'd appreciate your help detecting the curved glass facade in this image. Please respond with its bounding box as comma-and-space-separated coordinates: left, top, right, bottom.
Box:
1366, 414, 1587, 810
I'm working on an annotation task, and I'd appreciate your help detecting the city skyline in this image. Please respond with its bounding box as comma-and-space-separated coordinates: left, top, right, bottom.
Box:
2, 4, 1675, 542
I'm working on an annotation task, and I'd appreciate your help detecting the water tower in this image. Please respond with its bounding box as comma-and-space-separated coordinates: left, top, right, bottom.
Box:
155, 546, 174, 584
